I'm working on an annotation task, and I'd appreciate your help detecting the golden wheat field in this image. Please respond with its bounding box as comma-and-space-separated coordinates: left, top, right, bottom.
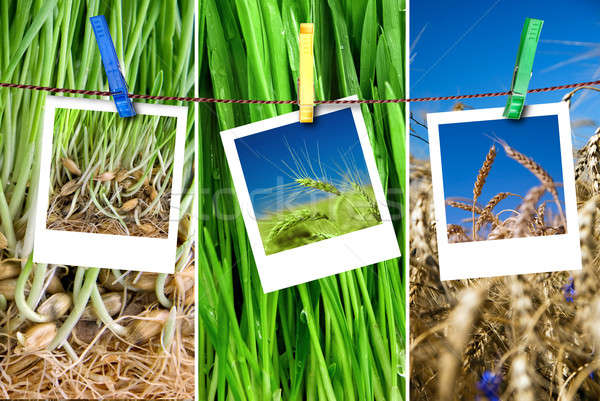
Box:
410, 126, 600, 401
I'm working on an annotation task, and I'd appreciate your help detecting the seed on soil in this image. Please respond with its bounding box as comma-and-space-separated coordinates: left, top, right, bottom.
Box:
61, 157, 81, 176
37, 293, 72, 320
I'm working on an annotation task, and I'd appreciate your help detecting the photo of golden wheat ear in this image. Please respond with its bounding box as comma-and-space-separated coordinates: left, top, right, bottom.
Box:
445, 138, 566, 243
410, 129, 600, 401
46, 109, 177, 238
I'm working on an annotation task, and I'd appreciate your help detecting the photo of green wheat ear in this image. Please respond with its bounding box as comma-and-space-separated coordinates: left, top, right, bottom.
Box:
259, 178, 381, 255
200, 0, 406, 400
0, 1, 195, 398
235, 110, 383, 256
47, 109, 177, 238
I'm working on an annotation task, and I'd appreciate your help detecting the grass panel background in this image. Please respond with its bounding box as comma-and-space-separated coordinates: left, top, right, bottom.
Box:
198, 0, 406, 400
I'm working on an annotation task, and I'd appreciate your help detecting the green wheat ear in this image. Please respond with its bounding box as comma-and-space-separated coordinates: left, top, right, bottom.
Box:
268, 209, 329, 242
296, 178, 341, 196
351, 183, 381, 222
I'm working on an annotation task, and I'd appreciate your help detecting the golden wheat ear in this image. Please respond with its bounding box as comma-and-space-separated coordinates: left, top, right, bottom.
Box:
472, 144, 497, 239
495, 137, 566, 226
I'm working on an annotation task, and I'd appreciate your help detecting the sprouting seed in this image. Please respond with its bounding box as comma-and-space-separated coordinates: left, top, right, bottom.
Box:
0, 279, 17, 300
95, 171, 116, 182
116, 169, 130, 182
0, 259, 21, 280
59, 179, 81, 197
46, 275, 64, 294
37, 293, 72, 320
139, 223, 156, 235
148, 186, 158, 201
82, 292, 122, 320
17, 322, 57, 352
130, 273, 157, 291
61, 157, 81, 176
120, 198, 139, 213
128, 309, 170, 344
0, 232, 7, 249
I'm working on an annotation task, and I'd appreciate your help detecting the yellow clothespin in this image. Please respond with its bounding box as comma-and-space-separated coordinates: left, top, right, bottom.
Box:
299, 23, 314, 123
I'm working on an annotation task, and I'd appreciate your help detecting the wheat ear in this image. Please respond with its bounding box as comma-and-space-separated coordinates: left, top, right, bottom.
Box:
474, 192, 515, 234
472, 145, 496, 239
585, 129, 600, 194
295, 178, 341, 196
268, 210, 328, 242
514, 185, 546, 237
446, 200, 484, 215
497, 139, 565, 226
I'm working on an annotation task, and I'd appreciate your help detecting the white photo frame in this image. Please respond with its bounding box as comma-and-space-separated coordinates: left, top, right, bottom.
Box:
221, 97, 401, 292
33, 96, 188, 274
427, 102, 581, 281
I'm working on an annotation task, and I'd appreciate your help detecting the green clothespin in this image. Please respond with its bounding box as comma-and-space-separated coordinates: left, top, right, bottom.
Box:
503, 18, 543, 119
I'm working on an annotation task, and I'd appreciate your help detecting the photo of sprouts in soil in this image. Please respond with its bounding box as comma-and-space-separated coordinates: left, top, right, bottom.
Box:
47, 108, 177, 239
235, 108, 382, 255
0, 0, 195, 398
438, 115, 567, 243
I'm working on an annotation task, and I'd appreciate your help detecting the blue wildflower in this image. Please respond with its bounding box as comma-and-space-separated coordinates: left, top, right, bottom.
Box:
562, 277, 575, 303
477, 371, 501, 401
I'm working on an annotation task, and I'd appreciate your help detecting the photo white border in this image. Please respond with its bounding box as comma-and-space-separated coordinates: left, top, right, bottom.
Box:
427, 102, 581, 281
34, 96, 188, 274
221, 97, 401, 293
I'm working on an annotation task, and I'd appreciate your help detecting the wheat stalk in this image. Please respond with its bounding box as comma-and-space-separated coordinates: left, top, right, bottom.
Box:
438, 288, 485, 401
268, 210, 329, 242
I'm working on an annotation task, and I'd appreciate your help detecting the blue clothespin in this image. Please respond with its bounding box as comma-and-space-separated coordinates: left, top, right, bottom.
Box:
90, 15, 136, 117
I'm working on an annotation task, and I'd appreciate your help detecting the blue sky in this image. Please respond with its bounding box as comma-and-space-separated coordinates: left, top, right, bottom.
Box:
410, 0, 600, 158
439, 115, 565, 226
235, 108, 371, 218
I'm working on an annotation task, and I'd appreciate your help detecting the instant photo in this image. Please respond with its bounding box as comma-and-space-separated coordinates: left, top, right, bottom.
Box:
221, 100, 400, 292
34, 96, 187, 273
428, 102, 581, 280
